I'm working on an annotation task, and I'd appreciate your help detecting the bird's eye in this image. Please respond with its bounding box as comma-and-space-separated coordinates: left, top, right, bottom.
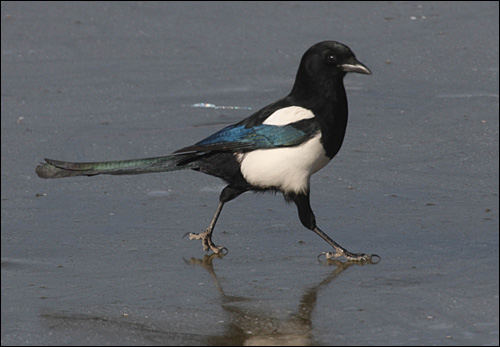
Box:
326, 54, 338, 65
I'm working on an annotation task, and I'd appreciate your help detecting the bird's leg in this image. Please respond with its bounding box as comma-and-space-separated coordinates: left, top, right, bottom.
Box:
186, 185, 246, 254
312, 226, 377, 262
187, 201, 227, 254
288, 191, 378, 262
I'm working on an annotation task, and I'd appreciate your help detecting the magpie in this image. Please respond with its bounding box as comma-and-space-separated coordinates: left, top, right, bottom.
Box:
36, 41, 377, 262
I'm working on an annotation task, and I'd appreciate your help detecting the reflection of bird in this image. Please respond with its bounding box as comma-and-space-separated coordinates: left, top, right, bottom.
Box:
186, 253, 371, 345
36, 41, 375, 261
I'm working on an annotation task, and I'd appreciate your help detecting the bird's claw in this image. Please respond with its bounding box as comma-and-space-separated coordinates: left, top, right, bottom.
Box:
184, 230, 228, 255
318, 251, 380, 263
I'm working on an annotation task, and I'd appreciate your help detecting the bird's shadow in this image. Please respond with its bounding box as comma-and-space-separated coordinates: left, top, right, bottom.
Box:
183, 253, 378, 346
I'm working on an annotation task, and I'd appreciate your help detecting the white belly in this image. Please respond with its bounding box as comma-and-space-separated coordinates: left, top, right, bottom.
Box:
237, 131, 330, 194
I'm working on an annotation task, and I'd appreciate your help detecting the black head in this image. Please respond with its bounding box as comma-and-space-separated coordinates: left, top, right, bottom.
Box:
291, 41, 371, 98
301, 41, 371, 77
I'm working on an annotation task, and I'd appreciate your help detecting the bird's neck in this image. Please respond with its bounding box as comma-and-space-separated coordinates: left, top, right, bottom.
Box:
290, 77, 349, 159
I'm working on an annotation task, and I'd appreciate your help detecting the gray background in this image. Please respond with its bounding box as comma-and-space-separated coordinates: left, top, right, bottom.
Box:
2, 1, 498, 345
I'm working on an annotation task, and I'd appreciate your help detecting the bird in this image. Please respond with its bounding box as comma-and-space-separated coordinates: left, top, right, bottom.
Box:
36, 40, 378, 262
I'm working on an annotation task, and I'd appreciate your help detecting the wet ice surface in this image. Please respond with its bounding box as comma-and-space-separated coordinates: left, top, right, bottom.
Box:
2, 2, 499, 345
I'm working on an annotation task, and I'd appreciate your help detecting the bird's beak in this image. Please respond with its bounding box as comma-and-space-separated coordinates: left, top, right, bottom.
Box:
341, 60, 372, 75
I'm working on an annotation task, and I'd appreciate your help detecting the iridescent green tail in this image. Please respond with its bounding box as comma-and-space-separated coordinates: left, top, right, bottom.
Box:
36, 155, 198, 179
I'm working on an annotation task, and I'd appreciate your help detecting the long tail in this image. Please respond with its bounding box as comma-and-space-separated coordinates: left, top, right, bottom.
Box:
35, 155, 199, 179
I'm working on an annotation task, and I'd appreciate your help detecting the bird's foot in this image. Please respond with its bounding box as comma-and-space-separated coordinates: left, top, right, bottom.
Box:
184, 230, 228, 254
319, 250, 380, 263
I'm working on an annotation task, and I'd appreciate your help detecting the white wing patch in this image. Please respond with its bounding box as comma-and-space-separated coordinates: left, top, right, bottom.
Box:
263, 106, 315, 126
